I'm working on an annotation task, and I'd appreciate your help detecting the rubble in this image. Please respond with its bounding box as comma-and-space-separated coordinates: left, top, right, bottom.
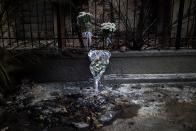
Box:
0, 83, 136, 130
0, 82, 196, 131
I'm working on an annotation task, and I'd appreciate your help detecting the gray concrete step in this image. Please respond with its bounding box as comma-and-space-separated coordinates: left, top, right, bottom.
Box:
103, 73, 196, 83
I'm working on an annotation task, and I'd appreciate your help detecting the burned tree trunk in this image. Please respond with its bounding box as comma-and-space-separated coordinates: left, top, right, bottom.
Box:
133, 0, 158, 50
133, 0, 144, 50
56, 3, 66, 49
192, 0, 196, 48
175, 0, 185, 49
157, 0, 172, 49
54, 0, 86, 49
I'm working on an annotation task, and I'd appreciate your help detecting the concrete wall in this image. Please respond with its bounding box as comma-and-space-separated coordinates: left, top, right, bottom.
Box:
24, 50, 196, 82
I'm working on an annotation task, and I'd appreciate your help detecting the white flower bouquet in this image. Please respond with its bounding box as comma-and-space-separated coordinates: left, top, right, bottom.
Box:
90, 59, 106, 77
101, 22, 116, 37
77, 12, 93, 48
77, 12, 92, 27
88, 50, 111, 78
101, 22, 116, 45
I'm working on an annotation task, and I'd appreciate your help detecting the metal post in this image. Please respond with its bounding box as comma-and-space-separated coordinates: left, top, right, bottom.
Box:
56, 3, 66, 49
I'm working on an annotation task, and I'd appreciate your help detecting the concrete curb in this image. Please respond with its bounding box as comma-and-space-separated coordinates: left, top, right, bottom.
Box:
103, 73, 196, 83
111, 50, 196, 57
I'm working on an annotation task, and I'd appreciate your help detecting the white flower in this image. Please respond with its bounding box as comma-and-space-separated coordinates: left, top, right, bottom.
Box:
101, 22, 116, 33
77, 12, 92, 19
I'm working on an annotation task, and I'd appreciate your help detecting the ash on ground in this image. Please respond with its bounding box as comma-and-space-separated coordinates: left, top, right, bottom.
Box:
0, 82, 196, 131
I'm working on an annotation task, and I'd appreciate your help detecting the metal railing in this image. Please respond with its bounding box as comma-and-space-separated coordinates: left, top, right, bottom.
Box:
0, 0, 196, 50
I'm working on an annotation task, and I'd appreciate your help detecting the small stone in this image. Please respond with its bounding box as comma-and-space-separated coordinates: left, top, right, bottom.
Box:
73, 122, 89, 129
128, 121, 135, 128
149, 99, 155, 102
99, 111, 119, 123
1, 126, 9, 131
120, 46, 127, 52
158, 94, 162, 97
129, 122, 134, 125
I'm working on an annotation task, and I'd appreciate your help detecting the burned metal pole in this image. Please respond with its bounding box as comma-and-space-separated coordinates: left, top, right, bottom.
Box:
56, 2, 66, 49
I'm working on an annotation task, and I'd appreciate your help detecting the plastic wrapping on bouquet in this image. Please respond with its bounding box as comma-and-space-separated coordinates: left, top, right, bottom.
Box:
88, 50, 111, 92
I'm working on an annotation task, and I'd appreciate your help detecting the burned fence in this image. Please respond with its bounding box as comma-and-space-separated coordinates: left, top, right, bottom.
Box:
0, 0, 196, 50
